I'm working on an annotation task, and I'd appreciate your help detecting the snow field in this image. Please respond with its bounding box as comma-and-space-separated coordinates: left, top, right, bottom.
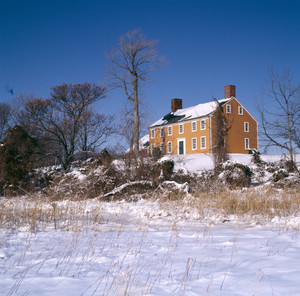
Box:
0, 230, 299, 295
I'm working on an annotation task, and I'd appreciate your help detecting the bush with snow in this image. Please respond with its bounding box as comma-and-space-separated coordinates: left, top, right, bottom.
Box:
216, 161, 252, 188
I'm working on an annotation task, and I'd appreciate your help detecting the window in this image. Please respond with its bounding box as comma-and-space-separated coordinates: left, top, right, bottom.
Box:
200, 119, 206, 130
151, 144, 155, 152
178, 139, 185, 155
226, 104, 231, 114
179, 124, 184, 134
160, 128, 164, 137
167, 141, 172, 153
192, 138, 197, 150
151, 129, 155, 138
168, 126, 172, 136
244, 122, 249, 132
160, 142, 165, 153
238, 106, 243, 115
201, 136, 206, 149
192, 121, 197, 132
245, 138, 250, 150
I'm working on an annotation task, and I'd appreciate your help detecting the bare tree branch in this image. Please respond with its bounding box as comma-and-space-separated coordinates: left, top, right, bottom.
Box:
13, 82, 110, 170
106, 29, 164, 159
258, 68, 300, 160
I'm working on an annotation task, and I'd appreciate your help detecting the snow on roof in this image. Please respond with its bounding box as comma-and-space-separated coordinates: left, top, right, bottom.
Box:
150, 98, 230, 128
139, 134, 149, 149
126, 134, 150, 153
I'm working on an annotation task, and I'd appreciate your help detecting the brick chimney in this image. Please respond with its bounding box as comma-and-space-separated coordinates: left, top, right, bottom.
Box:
224, 85, 236, 98
171, 98, 182, 112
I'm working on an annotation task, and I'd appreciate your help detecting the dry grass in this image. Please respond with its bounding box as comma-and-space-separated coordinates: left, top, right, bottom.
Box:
0, 186, 299, 232
198, 187, 299, 219
154, 186, 300, 228
0, 197, 104, 232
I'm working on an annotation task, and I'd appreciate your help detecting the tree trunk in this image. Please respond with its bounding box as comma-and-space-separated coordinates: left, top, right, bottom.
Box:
286, 104, 294, 162
133, 74, 140, 159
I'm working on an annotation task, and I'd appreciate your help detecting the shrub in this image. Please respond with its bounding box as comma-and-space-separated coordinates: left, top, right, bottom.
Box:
0, 125, 38, 188
216, 162, 252, 188
272, 169, 289, 183
252, 150, 262, 164
160, 160, 174, 180
285, 159, 297, 173
99, 148, 112, 166
151, 147, 162, 161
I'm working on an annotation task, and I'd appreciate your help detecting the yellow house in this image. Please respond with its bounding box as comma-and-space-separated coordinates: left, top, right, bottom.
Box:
149, 85, 258, 155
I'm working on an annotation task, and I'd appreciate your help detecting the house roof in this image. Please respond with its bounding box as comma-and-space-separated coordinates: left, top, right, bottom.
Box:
149, 98, 231, 128
139, 134, 149, 149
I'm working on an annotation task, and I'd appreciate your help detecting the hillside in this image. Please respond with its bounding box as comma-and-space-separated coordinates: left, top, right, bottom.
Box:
1, 154, 300, 295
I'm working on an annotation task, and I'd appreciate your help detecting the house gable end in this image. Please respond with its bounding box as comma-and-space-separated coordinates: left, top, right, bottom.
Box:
228, 97, 258, 123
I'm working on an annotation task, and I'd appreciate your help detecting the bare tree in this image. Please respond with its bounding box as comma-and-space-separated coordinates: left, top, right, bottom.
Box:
258, 68, 300, 161
78, 109, 116, 160
119, 96, 150, 152
212, 100, 231, 167
15, 82, 108, 170
106, 29, 164, 159
0, 103, 11, 141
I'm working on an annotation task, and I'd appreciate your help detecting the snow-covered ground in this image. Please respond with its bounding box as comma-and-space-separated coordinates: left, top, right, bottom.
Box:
1, 153, 300, 295
160, 153, 300, 173
1, 196, 300, 295
1, 229, 299, 295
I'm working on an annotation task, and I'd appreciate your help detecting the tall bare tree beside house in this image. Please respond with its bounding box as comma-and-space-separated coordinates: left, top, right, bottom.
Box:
106, 29, 164, 159
258, 68, 300, 162
212, 100, 232, 168
119, 97, 150, 153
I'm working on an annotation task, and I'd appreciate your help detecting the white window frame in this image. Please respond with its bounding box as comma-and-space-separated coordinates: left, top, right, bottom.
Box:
179, 124, 184, 134
200, 136, 206, 149
168, 126, 172, 136
200, 119, 206, 130
244, 122, 249, 132
192, 137, 197, 150
238, 106, 243, 115
160, 142, 165, 153
245, 138, 250, 150
151, 143, 155, 152
160, 127, 164, 137
167, 141, 172, 153
151, 129, 155, 138
226, 104, 231, 114
192, 121, 197, 132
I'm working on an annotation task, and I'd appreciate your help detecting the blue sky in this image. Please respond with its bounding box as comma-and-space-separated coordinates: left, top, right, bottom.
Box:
1, 0, 299, 150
